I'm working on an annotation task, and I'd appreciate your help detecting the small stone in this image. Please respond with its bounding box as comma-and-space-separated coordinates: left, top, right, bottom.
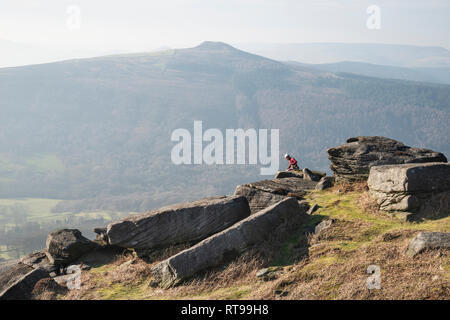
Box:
315, 176, 334, 190
306, 204, 319, 215
256, 267, 282, 281
274, 290, 289, 297
315, 219, 334, 235
256, 268, 269, 278
303, 168, 320, 182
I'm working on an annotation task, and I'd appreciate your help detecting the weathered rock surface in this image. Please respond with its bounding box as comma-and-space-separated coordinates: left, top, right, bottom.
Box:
314, 219, 335, 235
327, 136, 447, 183
368, 163, 450, 219
0, 250, 58, 300
106, 195, 250, 255
20, 251, 56, 273
0, 267, 49, 300
151, 197, 306, 288
46, 229, 100, 267
256, 267, 283, 281
93, 227, 108, 245
275, 171, 303, 179
315, 176, 335, 190
234, 177, 317, 213
303, 168, 321, 181
0, 259, 20, 275
406, 232, 450, 257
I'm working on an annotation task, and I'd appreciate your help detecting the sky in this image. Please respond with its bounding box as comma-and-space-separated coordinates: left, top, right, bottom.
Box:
0, 0, 449, 64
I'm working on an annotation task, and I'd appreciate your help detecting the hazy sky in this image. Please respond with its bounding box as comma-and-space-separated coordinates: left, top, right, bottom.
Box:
1, 0, 450, 53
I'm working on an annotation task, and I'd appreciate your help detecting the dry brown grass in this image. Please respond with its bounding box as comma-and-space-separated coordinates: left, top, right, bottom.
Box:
281, 232, 450, 300
63, 252, 154, 300
162, 251, 265, 299
236, 228, 449, 300
32, 278, 67, 300
333, 181, 369, 194
358, 191, 387, 218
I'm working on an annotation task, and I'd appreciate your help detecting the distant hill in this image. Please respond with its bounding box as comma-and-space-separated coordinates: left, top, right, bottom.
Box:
0, 38, 122, 68
0, 41, 449, 211
287, 61, 450, 85
235, 43, 450, 68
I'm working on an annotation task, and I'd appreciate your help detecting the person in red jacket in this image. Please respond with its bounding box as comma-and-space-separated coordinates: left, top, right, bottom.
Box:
284, 154, 299, 171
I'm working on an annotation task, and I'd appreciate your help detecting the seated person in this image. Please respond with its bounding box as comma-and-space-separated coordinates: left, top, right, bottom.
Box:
284, 153, 299, 171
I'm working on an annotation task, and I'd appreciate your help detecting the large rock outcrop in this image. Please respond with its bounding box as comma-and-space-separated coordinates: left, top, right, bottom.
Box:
368, 162, 450, 220
104, 195, 250, 256
150, 197, 306, 288
46, 229, 100, 267
234, 177, 316, 213
327, 136, 447, 183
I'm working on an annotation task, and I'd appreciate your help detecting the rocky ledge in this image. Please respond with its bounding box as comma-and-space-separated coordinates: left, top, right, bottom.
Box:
327, 136, 447, 183
234, 177, 316, 213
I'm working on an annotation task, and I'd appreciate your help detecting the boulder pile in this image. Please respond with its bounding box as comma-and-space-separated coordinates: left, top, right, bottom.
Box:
368, 162, 450, 220
327, 136, 447, 183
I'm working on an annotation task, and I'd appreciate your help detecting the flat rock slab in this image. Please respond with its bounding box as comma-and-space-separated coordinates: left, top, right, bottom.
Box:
0, 259, 20, 275
20, 251, 55, 273
0, 266, 49, 300
327, 136, 447, 183
368, 162, 450, 193
406, 232, 450, 257
151, 197, 305, 288
106, 195, 250, 253
275, 171, 303, 179
235, 177, 317, 213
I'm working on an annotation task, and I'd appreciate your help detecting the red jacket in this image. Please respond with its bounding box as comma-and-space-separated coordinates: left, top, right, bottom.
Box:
289, 157, 297, 166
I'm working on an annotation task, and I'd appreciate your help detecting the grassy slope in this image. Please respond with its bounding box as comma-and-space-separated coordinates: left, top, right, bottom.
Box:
61, 188, 450, 300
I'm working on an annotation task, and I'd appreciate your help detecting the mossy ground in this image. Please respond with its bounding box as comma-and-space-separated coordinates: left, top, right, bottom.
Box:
60, 188, 450, 300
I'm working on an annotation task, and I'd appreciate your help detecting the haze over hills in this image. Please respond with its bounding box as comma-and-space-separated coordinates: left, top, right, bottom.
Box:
0, 38, 135, 68
288, 61, 450, 85
1, 41, 449, 213
235, 43, 450, 67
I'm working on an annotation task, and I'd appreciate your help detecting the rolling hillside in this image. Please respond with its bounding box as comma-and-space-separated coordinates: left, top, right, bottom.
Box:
1, 41, 449, 212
